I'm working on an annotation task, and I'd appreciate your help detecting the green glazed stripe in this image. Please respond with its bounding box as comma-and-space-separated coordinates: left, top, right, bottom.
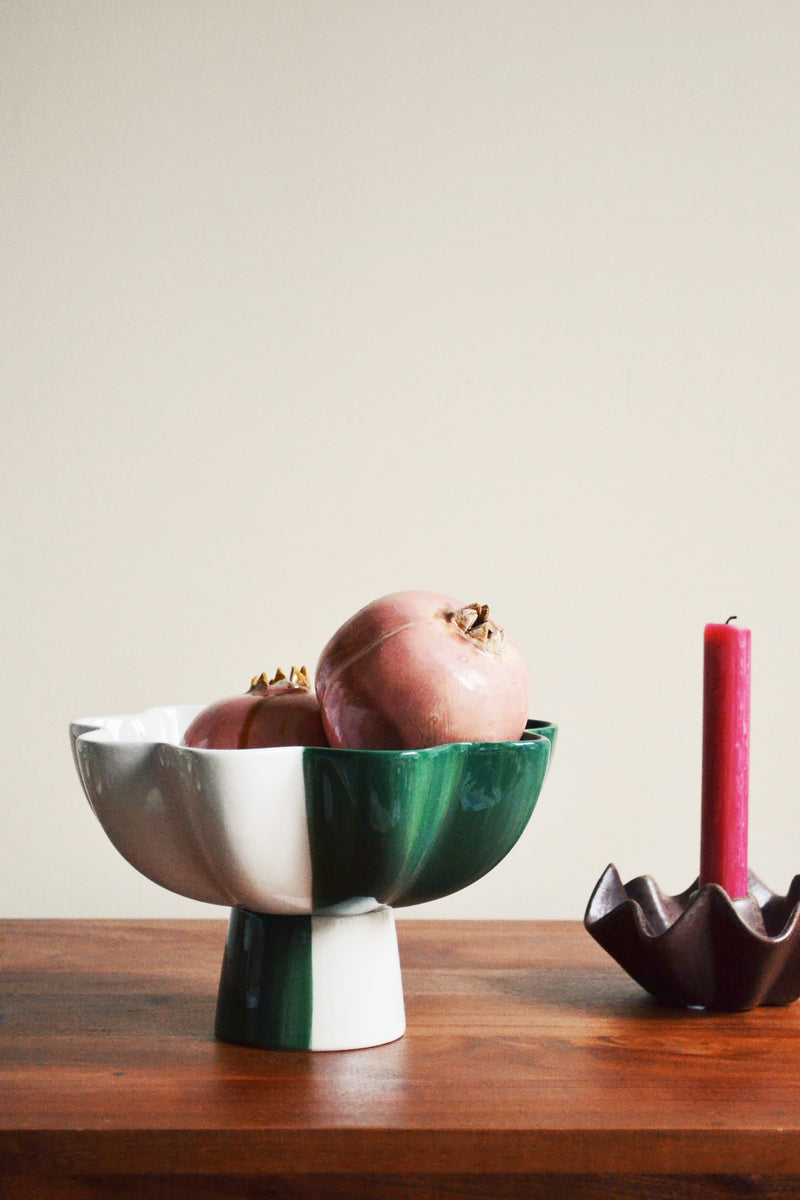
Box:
214, 726, 556, 1050
524, 719, 558, 760
215, 909, 313, 1050
302, 728, 554, 910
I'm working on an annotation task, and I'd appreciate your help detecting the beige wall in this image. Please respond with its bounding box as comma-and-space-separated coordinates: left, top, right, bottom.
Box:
3, 1, 799, 919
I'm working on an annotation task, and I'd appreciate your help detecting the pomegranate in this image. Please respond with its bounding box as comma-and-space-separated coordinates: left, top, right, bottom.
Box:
183, 667, 329, 749
315, 591, 530, 750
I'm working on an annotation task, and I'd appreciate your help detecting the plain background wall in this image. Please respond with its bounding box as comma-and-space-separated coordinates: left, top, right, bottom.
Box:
3, 1, 799, 921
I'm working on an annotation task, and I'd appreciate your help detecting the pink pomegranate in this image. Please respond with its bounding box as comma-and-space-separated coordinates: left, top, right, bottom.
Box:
315, 591, 530, 750
183, 667, 329, 749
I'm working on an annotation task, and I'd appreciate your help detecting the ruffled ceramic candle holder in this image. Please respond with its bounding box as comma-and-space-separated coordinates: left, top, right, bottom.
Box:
585, 864, 800, 1011
71, 709, 556, 1049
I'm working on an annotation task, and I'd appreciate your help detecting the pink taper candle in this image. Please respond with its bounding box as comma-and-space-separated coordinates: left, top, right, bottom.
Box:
700, 619, 751, 898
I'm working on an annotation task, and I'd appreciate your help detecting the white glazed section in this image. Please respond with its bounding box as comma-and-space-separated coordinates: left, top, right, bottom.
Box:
310, 906, 406, 1050
71, 706, 313, 913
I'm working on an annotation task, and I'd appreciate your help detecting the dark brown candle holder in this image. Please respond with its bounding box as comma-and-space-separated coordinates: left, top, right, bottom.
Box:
584, 864, 800, 1011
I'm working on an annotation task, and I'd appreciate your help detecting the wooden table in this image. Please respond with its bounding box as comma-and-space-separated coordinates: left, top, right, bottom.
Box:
4, 919, 800, 1198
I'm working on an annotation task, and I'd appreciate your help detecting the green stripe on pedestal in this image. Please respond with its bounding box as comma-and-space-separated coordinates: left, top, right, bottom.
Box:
215, 908, 313, 1050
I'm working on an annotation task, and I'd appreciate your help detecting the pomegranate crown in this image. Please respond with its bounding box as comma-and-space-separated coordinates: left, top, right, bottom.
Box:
449, 602, 505, 653
249, 665, 311, 691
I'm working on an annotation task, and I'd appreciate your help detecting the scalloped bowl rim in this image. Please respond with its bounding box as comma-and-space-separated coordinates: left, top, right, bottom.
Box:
72, 705, 556, 754
70, 705, 556, 914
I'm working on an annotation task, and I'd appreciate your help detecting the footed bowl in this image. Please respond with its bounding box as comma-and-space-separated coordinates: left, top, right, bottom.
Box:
70, 708, 556, 1049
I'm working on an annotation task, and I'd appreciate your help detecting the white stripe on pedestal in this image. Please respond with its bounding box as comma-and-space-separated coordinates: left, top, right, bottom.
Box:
309, 906, 406, 1050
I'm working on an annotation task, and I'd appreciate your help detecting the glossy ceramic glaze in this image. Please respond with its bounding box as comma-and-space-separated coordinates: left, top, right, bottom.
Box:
70, 707, 556, 1048
215, 905, 405, 1050
70, 709, 556, 915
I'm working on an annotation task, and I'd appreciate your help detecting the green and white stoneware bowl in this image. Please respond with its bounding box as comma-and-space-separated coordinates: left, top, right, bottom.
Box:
70, 708, 556, 1051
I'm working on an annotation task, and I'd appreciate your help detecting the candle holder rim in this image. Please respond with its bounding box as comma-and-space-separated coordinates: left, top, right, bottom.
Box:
585, 862, 800, 946
584, 862, 800, 1009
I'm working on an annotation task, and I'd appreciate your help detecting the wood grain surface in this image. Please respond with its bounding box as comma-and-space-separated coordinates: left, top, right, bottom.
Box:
4, 918, 800, 1198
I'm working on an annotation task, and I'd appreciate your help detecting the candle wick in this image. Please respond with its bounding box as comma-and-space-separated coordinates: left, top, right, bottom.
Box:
726, 615, 738, 624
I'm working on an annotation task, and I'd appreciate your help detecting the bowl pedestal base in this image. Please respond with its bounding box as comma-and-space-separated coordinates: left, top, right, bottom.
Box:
215, 904, 406, 1050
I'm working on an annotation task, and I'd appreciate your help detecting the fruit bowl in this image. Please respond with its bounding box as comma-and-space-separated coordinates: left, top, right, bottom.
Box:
70, 708, 556, 1049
